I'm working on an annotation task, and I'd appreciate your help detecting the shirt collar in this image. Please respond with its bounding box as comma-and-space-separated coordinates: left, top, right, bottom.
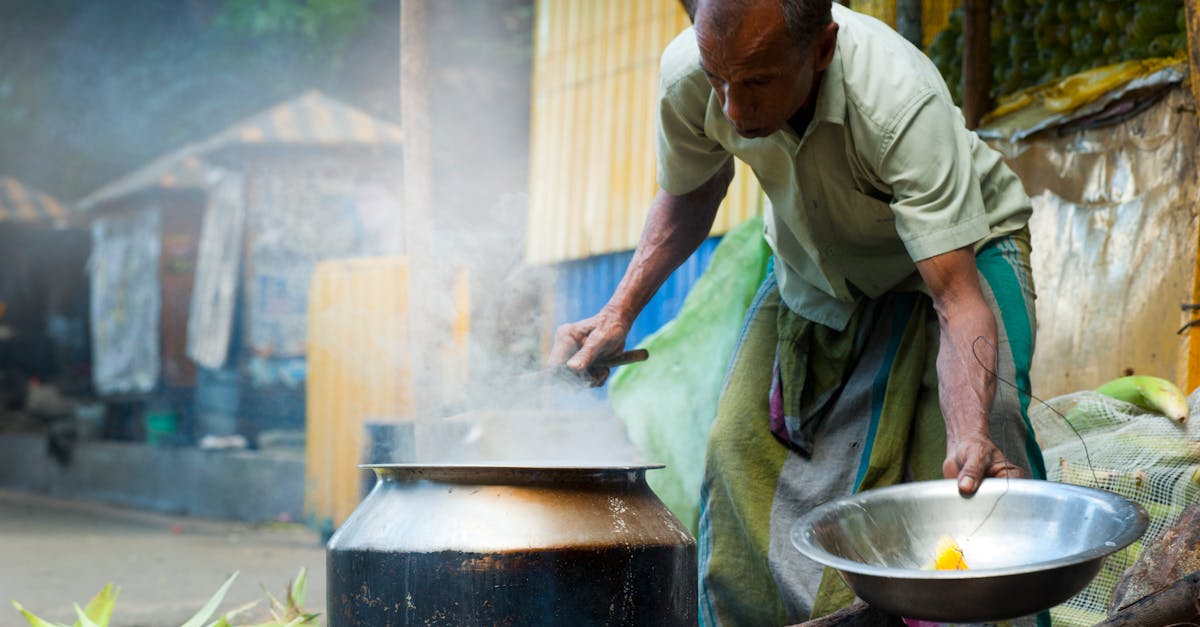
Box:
812, 34, 846, 127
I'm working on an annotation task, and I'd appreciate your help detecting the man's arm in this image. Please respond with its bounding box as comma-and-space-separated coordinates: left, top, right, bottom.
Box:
915, 246, 1021, 496
549, 159, 734, 384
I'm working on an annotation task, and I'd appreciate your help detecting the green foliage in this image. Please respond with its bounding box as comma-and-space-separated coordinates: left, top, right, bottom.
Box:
925, 0, 1189, 103
11, 583, 118, 627
214, 0, 378, 51
11, 569, 318, 627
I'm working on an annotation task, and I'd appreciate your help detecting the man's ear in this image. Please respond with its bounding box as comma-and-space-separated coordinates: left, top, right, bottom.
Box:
812, 22, 839, 73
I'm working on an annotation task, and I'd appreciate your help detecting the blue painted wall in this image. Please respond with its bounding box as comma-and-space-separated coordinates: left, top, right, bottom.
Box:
553, 236, 722, 351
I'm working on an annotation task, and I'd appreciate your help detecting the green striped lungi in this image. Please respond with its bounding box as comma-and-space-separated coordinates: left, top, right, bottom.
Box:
697, 231, 1047, 626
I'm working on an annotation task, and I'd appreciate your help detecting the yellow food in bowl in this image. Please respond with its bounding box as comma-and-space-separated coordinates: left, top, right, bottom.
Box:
928, 536, 968, 571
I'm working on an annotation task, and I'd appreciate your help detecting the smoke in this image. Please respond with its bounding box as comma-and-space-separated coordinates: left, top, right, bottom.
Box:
386, 190, 642, 466
1, 0, 642, 465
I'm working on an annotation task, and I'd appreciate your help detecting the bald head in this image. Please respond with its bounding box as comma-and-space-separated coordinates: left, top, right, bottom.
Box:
690, 0, 832, 51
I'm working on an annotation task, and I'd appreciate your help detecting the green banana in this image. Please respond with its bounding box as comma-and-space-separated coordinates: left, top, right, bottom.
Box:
1095, 376, 1189, 422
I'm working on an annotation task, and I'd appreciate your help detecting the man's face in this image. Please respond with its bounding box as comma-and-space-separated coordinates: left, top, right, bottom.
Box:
695, 1, 836, 138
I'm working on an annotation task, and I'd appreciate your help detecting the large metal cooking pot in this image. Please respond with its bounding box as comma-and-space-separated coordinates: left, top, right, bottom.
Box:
327, 463, 697, 626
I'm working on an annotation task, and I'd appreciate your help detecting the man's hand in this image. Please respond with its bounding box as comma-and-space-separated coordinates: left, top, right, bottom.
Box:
546, 169, 732, 387
549, 308, 632, 387
943, 432, 1022, 495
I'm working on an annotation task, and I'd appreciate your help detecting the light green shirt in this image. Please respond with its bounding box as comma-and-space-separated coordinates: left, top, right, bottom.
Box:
656, 4, 1031, 330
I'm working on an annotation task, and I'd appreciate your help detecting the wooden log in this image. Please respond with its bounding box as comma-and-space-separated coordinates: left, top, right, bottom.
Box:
791, 603, 906, 626
1110, 503, 1200, 612
961, 0, 991, 129
1093, 570, 1200, 627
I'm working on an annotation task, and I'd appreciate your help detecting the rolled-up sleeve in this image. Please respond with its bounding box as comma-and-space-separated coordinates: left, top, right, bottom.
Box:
655, 69, 730, 196
878, 91, 990, 261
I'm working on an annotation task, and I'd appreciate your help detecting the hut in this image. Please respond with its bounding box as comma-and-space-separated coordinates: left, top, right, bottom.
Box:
77, 90, 404, 444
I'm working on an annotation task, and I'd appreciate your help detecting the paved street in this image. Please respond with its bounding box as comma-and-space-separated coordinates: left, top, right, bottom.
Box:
0, 490, 326, 627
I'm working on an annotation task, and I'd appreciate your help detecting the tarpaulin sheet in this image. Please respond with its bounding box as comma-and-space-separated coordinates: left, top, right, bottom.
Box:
979, 55, 1186, 144
608, 216, 772, 531
187, 173, 244, 369
991, 85, 1200, 399
90, 207, 161, 394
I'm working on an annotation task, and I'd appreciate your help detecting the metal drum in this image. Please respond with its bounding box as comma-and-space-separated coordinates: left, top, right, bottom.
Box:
327, 464, 697, 626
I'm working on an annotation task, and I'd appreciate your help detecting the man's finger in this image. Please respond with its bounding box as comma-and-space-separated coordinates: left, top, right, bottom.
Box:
566, 339, 609, 373
548, 325, 584, 365
957, 453, 986, 495
991, 460, 1023, 479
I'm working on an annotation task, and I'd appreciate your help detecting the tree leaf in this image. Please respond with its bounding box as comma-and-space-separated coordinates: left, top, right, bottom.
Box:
80, 584, 119, 626
205, 600, 257, 627
11, 601, 71, 627
288, 568, 306, 608
180, 571, 239, 627
71, 604, 100, 627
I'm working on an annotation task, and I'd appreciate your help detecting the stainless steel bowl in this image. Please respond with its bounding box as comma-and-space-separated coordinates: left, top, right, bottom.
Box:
790, 479, 1147, 622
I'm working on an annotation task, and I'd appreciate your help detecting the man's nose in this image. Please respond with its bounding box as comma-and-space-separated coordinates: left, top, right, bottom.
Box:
721, 85, 749, 127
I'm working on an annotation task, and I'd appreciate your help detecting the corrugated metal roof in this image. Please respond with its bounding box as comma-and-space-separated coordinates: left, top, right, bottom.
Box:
0, 177, 70, 226
526, 0, 764, 264
79, 90, 402, 211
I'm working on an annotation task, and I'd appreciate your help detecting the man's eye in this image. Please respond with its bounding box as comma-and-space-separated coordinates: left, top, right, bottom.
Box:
746, 76, 773, 87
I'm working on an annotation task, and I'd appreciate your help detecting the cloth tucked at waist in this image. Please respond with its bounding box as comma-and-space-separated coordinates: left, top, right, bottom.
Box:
769, 292, 929, 462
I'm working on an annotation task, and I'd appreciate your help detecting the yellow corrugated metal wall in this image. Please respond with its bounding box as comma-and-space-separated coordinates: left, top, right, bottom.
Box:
526, 0, 764, 265
853, 0, 957, 47
306, 257, 413, 529
921, 0, 956, 47
305, 257, 470, 528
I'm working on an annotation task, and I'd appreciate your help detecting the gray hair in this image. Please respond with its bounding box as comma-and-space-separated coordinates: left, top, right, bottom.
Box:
685, 0, 833, 50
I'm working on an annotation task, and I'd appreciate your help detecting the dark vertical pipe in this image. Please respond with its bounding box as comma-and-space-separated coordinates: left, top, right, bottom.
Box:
961, 0, 991, 129
896, 0, 923, 48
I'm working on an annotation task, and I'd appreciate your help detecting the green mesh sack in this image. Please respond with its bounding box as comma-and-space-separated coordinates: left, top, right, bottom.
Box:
609, 215, 771, 533
1029, 388, 1200, 625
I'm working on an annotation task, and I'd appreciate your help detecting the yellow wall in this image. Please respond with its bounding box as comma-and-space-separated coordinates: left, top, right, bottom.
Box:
305, 257, 469, 528
853, 0, 957, 47
526, 0, 763, 264
305, 257, 413, 528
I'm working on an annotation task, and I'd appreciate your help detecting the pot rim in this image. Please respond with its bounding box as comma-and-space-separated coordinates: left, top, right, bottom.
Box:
360, 463, 665, 484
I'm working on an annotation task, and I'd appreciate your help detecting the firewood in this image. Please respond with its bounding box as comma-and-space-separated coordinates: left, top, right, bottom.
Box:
1092, 570, 1200, 626
1110, 502, 1200, 612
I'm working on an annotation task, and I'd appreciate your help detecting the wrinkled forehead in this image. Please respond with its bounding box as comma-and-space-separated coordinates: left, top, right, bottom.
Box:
694, 3, 798, 72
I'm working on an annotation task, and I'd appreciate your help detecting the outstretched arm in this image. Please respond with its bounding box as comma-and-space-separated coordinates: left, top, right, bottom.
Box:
915, 246, 1021, 495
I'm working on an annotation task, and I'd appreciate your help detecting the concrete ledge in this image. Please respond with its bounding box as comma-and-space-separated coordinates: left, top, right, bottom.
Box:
0, 433, 304, 522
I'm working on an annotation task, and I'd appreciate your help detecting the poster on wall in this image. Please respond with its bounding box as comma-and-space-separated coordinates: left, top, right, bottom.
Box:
244, 167, 401, 377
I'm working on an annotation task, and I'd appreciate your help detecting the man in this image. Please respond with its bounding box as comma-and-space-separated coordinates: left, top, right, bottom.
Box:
550, 0, 1046, 624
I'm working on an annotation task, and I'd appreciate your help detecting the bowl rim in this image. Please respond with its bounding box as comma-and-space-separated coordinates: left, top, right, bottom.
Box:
790, 478, 1148, 580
